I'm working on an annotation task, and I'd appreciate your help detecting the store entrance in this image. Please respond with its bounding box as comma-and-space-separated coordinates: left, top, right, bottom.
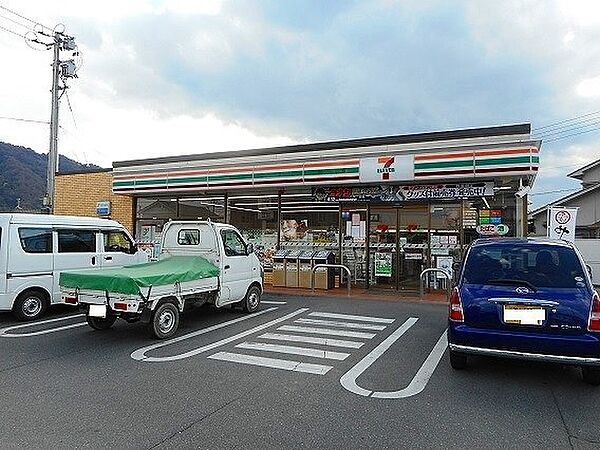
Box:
369, 205, 429, 291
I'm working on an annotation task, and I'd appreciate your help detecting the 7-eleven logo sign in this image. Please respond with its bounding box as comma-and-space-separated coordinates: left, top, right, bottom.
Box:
377, 156, 396, 180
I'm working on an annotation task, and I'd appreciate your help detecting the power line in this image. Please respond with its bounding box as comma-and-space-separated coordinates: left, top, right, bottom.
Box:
544, 126, 600, 144
533, 115, 600, 138
0, 12, 30, 29
534, 119, 600, 140
0, 23, 24, 38
0, 3, 52, 32
533, 110, 600, 132
0, 115, 49, 125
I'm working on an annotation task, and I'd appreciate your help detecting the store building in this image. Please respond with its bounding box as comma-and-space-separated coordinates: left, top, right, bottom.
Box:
56, 123, 540, 292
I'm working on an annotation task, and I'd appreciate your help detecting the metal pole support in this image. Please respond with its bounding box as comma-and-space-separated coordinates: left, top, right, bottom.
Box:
420, 268, 452, 302
311, 264, 351, 296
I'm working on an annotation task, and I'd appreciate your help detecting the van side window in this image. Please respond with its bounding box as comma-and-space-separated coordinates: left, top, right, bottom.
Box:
19, 228, 52, 253
104, 230, 135, 253
178, 229, 200, 245
58, 229, 96, 253
220, 229, 247, 256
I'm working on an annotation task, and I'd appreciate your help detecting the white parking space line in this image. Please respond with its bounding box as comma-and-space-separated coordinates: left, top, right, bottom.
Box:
340, 317, 418, 397
340, 318, 448, 399
132, 308, 308, 362
295, 318, 387, 331
0, 314, 86, 338
261, 301, 287, 305
278, 325, 376, 340
258, 333, 365, 349
235, 341, 351, 360
371, 332, 447, 399
309, 312, 395, 324
208, 351, 333, 375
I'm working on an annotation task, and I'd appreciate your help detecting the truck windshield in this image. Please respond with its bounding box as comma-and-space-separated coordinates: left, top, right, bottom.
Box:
463, 243, 586, 289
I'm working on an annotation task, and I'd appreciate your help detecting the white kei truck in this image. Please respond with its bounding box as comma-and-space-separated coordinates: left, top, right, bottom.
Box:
60, 221, 263, 339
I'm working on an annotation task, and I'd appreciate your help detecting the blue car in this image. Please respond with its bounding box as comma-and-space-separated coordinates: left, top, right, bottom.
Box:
448, 238, 600, 384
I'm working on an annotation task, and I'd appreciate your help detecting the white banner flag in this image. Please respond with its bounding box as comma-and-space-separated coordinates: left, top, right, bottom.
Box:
547, 206, 578, 242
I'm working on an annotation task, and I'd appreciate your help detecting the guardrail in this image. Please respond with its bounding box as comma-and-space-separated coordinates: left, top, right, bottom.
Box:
311, 264, 351, 296
419, 268, 452, 302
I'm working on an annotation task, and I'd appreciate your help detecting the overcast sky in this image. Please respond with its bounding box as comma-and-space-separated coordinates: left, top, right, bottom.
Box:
1, 0, 599, 209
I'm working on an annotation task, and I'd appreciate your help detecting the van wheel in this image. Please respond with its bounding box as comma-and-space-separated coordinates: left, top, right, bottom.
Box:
149, 303, 179, 339
242, 285, 261, 313
581, 366, 600, 385
86, 315, 117, 330
449, 349, 468, 370
13, 290, 48, 321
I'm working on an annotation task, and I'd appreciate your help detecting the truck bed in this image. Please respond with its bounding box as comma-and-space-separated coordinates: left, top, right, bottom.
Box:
60, 256, 220, 296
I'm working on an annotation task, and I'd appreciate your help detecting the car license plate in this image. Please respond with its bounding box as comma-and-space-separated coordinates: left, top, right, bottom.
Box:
503, 305, 545, 326
89, 304, 107, 318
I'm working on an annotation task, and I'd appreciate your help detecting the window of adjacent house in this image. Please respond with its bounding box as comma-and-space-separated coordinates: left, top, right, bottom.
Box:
57, 229, 96, 253
18, 228, 53, 253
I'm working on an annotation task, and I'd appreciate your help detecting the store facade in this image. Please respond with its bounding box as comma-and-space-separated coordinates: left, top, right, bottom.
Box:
110, 124, 540, 291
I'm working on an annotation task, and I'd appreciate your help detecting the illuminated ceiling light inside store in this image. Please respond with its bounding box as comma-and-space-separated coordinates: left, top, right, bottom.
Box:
493, 186, 512, 191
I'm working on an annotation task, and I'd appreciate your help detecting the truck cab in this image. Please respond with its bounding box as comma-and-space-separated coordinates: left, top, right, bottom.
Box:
161, 221, 263, 307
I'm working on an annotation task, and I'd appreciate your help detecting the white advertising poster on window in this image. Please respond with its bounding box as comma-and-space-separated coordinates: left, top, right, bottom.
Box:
359, 154, 414, 183
547, 206, 578, 242
436, 256, 454, 279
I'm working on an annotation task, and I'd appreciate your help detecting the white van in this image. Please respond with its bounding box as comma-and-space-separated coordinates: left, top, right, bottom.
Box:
0, 214, 147, 321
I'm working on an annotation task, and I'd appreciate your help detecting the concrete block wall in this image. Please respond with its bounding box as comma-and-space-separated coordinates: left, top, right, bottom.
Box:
54, 170, 135, 233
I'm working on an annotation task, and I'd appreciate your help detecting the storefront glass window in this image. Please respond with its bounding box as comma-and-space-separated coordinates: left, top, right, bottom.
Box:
227, 194, 279, 272
279, 195, 339, 247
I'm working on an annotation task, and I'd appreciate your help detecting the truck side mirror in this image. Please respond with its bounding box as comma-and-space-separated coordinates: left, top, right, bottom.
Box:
246, 243, 254, 255
586, 264, 593, 280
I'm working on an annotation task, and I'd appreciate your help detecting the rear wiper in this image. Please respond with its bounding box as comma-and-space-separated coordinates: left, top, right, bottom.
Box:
486, 279, 538, 292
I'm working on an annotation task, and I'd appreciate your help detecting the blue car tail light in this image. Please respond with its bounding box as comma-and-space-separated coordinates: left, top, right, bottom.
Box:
588, 291, 600, 332
449, 287, 464, 322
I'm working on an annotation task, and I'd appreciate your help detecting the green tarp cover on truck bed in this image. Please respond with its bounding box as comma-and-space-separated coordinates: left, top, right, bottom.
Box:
59, 256, 220, 295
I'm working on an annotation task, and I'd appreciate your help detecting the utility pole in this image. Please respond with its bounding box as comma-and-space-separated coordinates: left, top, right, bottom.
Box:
38, 30, 78, 213
45, 32, 61, 213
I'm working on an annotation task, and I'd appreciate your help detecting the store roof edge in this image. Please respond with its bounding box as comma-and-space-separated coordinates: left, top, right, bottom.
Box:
113, 123, 532, 169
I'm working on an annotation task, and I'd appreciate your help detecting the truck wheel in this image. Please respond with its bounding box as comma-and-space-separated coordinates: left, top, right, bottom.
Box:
449, 349, 468, 370
149, 302, 179, 339
582, 366, 600, 385
86, 315, 117, 330
242, 285, 261, 313
13, 290, 48, 321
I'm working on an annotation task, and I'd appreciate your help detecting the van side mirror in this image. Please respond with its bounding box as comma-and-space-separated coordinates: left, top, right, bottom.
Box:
246, 243, 254, 255
586, 264, 593, 280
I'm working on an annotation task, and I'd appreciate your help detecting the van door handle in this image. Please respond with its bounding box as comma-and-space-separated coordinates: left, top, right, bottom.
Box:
224, 265, 231, 270
91, 256, 96, 266
104, 256, 113, 261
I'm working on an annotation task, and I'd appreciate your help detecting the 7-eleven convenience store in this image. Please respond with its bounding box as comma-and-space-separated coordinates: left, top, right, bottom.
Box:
56, 123, 541, 292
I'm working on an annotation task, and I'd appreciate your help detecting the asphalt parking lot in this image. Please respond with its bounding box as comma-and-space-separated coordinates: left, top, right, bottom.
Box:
0, 294, 599, 449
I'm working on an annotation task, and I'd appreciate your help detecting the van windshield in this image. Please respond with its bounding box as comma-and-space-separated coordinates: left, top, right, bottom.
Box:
463, 243, 586, 289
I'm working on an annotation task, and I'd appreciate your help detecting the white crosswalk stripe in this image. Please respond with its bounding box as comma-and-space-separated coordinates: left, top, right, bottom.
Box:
206, 310, 398, 376
258, 333, 365, 349
208, 352, 333, 375
294, 318, 387, 331
278, 325, 377, 339
235, 342, 350, 360
308, 312, 395, 324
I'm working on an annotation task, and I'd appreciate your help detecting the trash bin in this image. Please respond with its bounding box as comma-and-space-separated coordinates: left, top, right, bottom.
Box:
313, 250, 335, 289
272, 249, 288, 287
298, 250, 315, 289
285, 250, 302, 288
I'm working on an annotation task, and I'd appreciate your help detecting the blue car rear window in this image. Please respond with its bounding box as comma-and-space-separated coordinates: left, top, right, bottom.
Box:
463, 244, 586, 289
